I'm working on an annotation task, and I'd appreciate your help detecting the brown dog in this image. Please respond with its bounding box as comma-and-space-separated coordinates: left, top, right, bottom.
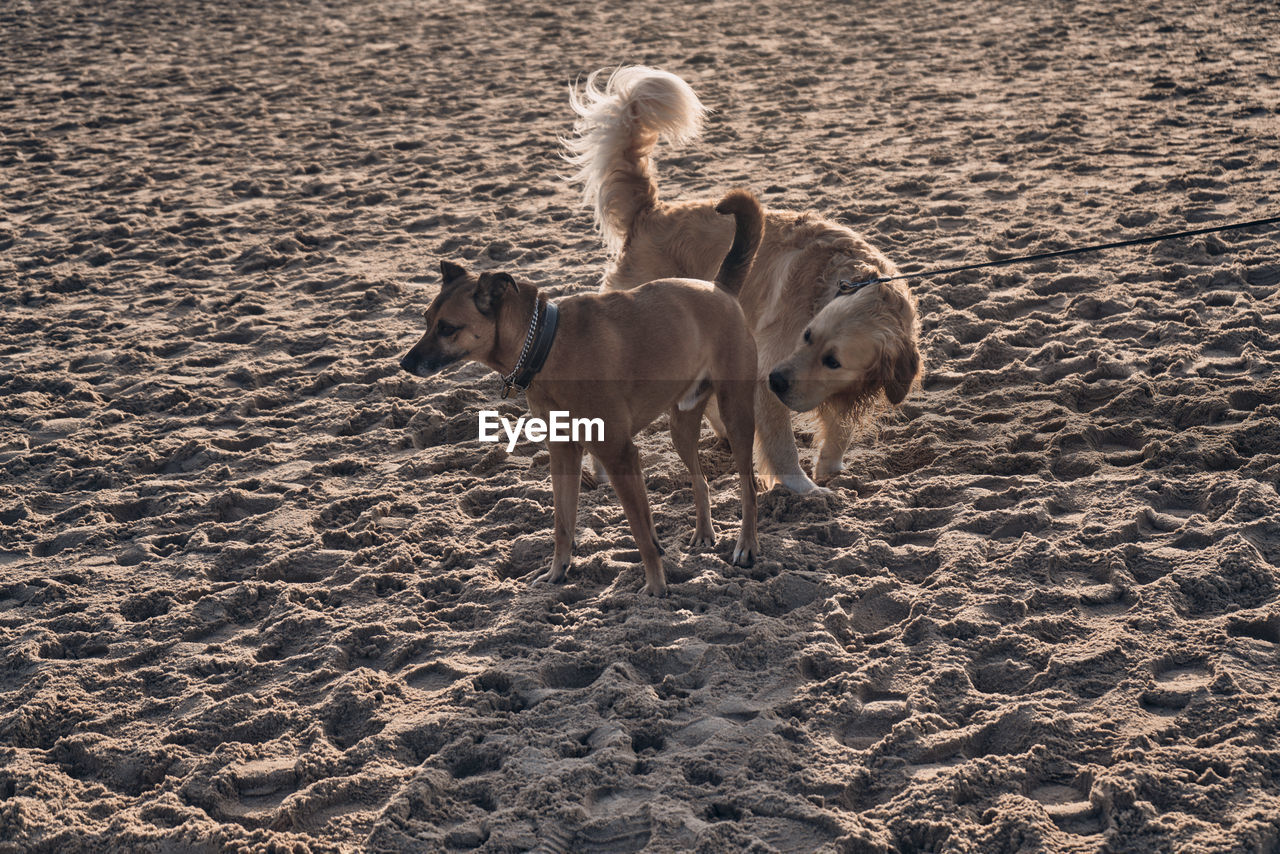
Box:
400, 191, 764, 596
565, 66, 922, 494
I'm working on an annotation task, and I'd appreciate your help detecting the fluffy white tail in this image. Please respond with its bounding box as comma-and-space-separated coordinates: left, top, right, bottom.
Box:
562, 66, 706, 255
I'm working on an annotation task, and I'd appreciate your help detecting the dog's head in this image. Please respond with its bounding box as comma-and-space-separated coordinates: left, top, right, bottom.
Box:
400, 260, 517, 377
767, 282, 920, 413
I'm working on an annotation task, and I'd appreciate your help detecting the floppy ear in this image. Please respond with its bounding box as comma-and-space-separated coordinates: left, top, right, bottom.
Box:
441, 260, 468, 285
473, 271, 515, 316
880, 338, 921, 405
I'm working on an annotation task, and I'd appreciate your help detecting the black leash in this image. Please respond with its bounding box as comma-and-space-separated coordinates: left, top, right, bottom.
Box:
837, 213, 1280, 295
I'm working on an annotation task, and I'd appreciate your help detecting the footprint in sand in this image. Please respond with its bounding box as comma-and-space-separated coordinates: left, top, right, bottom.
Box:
1053, 564, 1128, 611
404, 659, 477, 693
539, 658, 605, 690
972, 659, 1036, 695
887, 505, 957, 548
1141, 661, 1211, 713
572, 789, 655, 854
1030, 781, 1103, 836
223, 757, 299, 828
1228, 615, 1280, 646
906, 760, 962, 782
839, 690, 910, 749
843, 587, 912, 636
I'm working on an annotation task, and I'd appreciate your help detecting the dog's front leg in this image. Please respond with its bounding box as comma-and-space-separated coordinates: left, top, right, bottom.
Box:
600, 441, 667, 596
535, 441, 584, 584
815, 402, 856, 481
754, 384, 829, 495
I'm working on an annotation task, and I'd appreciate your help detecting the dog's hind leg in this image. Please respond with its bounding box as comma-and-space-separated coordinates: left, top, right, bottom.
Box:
670, 404, 715, 549
535, 441, 584, 584
599, 441, 667, 596
582, 454, 609, 489
702, 396, 727, 440
717, 379, 758, 567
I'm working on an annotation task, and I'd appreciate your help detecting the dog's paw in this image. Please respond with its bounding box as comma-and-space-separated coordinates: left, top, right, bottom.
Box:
640, 580, 668, 597
814, 458, 845, 480
731, 538, 757, 568
530, 560, 569, 584
687, 528, 716, 550
778, 472, 830, 495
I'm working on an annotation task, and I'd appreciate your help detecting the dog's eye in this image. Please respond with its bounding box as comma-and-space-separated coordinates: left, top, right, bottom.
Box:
803, 329, 812, 344
437, 320, 460, 337
822, 353, 841, 370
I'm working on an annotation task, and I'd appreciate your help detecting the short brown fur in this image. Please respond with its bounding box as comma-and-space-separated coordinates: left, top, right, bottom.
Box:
401, 193, 765, 595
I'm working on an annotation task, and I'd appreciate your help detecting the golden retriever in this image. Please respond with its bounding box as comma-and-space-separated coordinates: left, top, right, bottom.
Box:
564, 66, 921, 493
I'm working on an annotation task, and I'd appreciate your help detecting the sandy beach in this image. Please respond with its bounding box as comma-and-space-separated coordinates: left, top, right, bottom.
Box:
2, 0, 1279, 851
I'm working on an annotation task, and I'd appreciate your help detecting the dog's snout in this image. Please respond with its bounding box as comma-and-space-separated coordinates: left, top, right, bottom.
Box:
768, 370, 790, 397
400, 354, 417, 375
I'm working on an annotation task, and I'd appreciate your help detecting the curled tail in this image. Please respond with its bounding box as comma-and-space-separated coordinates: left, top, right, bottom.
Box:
562, 66, 706, 256
713, 189, 764, 296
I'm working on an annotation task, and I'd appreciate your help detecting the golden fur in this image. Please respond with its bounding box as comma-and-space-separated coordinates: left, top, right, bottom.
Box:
566, 66, 922, 493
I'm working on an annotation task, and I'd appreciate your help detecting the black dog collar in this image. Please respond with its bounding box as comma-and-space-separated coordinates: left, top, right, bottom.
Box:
501, 298, 559, 398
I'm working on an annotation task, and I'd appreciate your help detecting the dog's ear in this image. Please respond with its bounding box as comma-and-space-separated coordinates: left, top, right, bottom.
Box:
473, 271, 516, 316
880, 338, 921, 405
441, 260, 468, 286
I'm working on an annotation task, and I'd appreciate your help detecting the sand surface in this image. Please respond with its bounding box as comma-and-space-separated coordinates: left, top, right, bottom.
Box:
3, 0, 1280, 851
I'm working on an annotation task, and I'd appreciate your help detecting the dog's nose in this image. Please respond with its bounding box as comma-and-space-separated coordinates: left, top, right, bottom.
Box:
768, 370, 789, 397
400, 354, 417, 375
